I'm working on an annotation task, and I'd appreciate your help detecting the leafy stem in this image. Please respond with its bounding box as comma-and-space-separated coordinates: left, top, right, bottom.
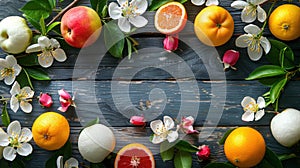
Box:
258, 0, 277, 37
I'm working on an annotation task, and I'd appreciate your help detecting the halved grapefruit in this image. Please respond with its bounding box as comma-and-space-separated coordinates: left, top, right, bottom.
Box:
114, 143, 155, 168
154, 2, 187, 35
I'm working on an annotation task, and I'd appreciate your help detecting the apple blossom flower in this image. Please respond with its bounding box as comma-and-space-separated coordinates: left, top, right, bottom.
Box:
241, 96, 265, 122
178, 116, 199, 134
150, 116, 178, 144
196, 145, 211, 160
236, 24, 270, 61
0, 121, 33, 161
231, 0, 267, 23
130, 115, 146, 126
163, 35, 179, 52
26, 36, 67, 68
108, 0, 148, 33
58, 89, 75, 112
57, 156, 79, 168
10, 81, 34, 113
222, 50, 240, 70
39, 93, 53, 108
0, 55, 21, 85
191, 0, 219, 6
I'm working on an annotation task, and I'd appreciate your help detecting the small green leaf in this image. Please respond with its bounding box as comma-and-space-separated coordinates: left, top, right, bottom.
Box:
11, 157, 25, 168
256, 147, 283, 168
46, 22, 60, 33
175, 140, 198, 153
101, 5, 108, 18
17, 54, 39, 66
23, 14, 41, 31
16, 69, 33, 89
148, 0, 171, 11
160, 141, 174, 162
1, 102, 10, 127
20, 0, 53, 21
90, 0, 108, 17
204, 162, 236, 168
246, 65, 286, 80
258, 76, 285, 87
39, 16, 47, 35
218, 128, 236, 145
174, 150, 192, 168
48, 0, 56, 9
104, 22, 125, 58
278, 153, 296, 161
279, 47, 287, 68
270, 78, 287, 103
25, 67, 50, 80
80, 117, 100, 133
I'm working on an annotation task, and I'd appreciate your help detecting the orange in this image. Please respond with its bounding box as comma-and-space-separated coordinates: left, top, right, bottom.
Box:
224, 127, 266, 168
194, 6, 234, 46
268, 4, 300, 41
114, 143, 155, 168
154, 2, 187, 35
32, 112, 70, 151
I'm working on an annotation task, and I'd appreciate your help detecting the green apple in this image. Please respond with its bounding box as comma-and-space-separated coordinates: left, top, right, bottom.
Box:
0, 16, 32, 54
61, 6, 102, 48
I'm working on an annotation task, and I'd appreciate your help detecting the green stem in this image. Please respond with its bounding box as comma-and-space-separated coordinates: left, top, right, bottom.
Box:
258, 0, 277, 37
274, 97, 279, 112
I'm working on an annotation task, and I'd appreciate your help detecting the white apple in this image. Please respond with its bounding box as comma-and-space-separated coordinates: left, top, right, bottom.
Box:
0, 16, 32, 54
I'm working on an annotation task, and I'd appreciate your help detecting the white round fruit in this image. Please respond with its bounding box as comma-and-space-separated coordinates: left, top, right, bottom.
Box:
0, 16, 32, 54
270, 108, 300, 147
78, 124, 116, 163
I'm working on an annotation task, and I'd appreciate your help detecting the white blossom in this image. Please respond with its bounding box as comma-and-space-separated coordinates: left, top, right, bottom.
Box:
10, 81, 34, 113
191, 0, 219, 6
150, 116, 178, 144
241, 96, 265, 121
0, 55, 21, 85
56, 156, 78, 168
231, 0, 267, 23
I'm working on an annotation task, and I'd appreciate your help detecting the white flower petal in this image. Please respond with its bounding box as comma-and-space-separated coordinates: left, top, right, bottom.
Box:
244, 24, 261, 35
231, 1, 249, 9
10, 81, 20, 95
26, 44, 42, 53
108, 2, 122, 20
118, 17, 131, 32
22, 87, 34, 98
17, 143, 32, 156
242, 111, 254, 122
4, 76, 15, 85
38, 52, 54, 68
13, 64, 22, 76
151, 134, 165, 144
255, 109, 265, 121
7, 120, 21, 136
251, 0, 268, 5
19, 128, 32, 142
248, 45, 263, 61
0, 58, 9, 68
117, 0, 127, 5
260, 37, 271, 54
20, 101, 32, 113
56, 156, 64, 168
257, 96, 265, 109
167, 131, 178, 143
235, 34, 251, 48
38, 36, 51, 49
241, 96, 255, 107
150, 120, 163, 134
191, 0, 205, 6
131, 0, 148, 14
53, 49, 67, 62
206, 0, 219, 6
3, 146, 16, 161
163, 116, 175, 130
257, 5, 266, 22
65, 157, 79, 168
241, 6, 256, 23
50, 38, 60, 48
0, 133, 10, 146
10, 96, 19, 113
6, 55, 17, 66
129, 16, 148, 28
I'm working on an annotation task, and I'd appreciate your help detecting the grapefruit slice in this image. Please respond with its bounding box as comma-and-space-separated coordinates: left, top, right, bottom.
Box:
114, 143, 155, 168
154, 2, 187, 35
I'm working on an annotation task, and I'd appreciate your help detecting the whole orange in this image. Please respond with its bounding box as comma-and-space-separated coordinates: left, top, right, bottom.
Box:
269, 4, 300, 41
224, 127, 266, 168
194, 6, 234, 46
32, 112, 70, 151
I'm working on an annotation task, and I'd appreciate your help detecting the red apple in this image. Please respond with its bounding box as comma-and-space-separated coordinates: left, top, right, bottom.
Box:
61, 6, 102, 48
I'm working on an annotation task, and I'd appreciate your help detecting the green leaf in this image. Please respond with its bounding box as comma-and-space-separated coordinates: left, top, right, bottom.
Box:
256, 147, 283, 168
20, 0, 53, 21
174, 150, 192, 168
126, 38, 132, 59
279, 47, 287, 68
23, 14, 41, 31
218, 128, 236, 145
17, 54, 39, 66
178, 0, 188, 3
39, 16, 47, 35
0, 159, 9, 168
16, 69, 33, 89
46, 21, 60, 33
278, 153, 296, 161
48, 0, 56, 9
270, 78, 287, 103
175, 140, 198, 153
204, 162, 236, 168
148, 0, 171, 11
258, 76, 285, 87
160, 141, 174, 162
45, 141, 72, 168
90, 0, 108, 17
246, 65, 286, 80
25, 67, 50, 80
104, 22, 125, 58
11, 157, 25, 168
101, 5, 108, 19
80, 117, 100, 133
1, 102, 10, 127
266, 39, 294, 70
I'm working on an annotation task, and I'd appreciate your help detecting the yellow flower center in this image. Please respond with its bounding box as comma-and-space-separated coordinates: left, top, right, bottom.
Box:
244, 101, 259, 113
1, 68, 15, 78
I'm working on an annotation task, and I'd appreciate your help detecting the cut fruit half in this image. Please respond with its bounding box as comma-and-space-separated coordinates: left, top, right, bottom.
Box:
114, 143, 155, 168
154, 2, 187, 35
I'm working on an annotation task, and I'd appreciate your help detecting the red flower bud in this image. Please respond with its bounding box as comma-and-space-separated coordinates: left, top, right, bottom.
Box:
222, 50, 240, 70
39, 93, 53, 108
163, 34, 179, 52
130, 116, 146, 126
196, 145, 211, 160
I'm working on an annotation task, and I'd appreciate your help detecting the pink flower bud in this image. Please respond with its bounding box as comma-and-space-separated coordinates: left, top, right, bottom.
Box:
180, 116, 199, 134
196, 145, 211, 160
39, 93, 53, 108
58, 89, 75, 112
130, 116, 146, 126
222, 50, 240, 70
163, 34, 179, 52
